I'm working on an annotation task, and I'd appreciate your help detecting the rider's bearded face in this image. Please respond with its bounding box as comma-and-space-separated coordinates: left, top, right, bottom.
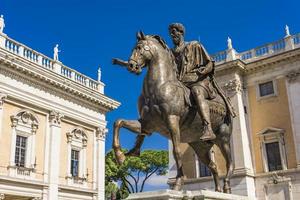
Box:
170, 28, 183, 46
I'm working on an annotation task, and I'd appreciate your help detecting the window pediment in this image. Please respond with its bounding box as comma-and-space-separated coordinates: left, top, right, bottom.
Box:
258, 127, 284, 141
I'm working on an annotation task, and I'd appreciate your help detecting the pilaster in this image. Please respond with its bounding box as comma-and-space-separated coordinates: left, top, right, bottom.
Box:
0, 93, 7, 138
96, 127, 107, 200
223, 74, 256, 197
286, 70, 300, 168
48, 110, 64, 200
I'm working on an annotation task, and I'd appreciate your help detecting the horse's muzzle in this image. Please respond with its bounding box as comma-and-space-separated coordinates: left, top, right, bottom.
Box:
128, 60, 142, 74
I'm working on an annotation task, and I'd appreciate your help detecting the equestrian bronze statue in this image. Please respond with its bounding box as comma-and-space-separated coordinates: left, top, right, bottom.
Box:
112, 24, 235, 193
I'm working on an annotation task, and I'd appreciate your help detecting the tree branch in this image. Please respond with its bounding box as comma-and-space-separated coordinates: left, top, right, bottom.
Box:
140, 167, 159, 192
123, 177, 134, 193
128, 173, 138, 193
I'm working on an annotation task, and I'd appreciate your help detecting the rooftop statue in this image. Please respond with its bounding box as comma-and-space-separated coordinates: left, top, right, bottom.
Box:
53, 44, 61, 61
0, 15, 5, 33
112, 24, 236, 193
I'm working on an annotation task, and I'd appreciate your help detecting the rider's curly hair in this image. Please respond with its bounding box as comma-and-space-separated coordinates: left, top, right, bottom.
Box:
168, 23, 185, 35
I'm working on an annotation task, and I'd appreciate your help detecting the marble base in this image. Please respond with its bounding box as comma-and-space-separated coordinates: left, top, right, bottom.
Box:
126, 189, 250, 200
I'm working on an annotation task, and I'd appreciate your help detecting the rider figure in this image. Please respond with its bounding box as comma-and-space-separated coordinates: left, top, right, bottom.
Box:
169, 23, 216, 141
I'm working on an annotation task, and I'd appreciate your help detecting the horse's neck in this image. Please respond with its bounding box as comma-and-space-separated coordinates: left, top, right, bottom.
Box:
147, 50, 177, 84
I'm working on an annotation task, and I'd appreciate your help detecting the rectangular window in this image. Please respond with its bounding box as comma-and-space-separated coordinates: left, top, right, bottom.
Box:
199, 160, 211, 177
71, 149, 79, 177
15, 135, 27, 167
266, 142, 282, 171
259, 81, 274, 97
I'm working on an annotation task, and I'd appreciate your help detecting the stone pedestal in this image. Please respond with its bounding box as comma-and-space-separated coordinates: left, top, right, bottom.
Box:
126, 190, 249, 200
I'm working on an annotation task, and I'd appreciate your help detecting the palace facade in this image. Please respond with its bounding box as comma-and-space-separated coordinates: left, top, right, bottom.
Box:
0, 18, 120, 199
169, 27, 300, 200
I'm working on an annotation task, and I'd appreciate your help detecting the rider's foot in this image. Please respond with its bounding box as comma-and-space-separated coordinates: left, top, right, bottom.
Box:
200, 126, 216, 141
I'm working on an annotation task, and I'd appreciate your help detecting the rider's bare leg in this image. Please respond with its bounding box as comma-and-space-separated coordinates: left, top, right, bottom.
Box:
191, 86, 216, 141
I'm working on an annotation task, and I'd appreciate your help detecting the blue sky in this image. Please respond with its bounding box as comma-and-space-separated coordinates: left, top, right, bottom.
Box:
1, 0, 300, 191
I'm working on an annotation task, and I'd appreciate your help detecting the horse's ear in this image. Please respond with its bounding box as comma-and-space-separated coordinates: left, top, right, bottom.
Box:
137, 31, 145, 41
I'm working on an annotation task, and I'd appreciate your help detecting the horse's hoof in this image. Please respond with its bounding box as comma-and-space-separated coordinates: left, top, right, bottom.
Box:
215, 187, 222, 193
223, 186, 231, 194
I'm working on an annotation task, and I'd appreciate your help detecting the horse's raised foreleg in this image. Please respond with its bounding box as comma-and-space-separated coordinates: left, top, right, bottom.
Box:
217, 140, 233, 193
189, 142, 222, 192
166, 115, 184, 191
113, 119, 145, 164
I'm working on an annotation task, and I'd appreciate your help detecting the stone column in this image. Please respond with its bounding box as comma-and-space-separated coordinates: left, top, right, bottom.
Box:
0, 93, 7, 138
286, 71, 300, 168
48, 110, 64, 200
96, 127, 107, 200
224, 75, 256, 198
9, 116, 18, 167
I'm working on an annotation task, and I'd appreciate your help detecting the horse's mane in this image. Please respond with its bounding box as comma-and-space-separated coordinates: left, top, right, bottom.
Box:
147, 35, 178, 74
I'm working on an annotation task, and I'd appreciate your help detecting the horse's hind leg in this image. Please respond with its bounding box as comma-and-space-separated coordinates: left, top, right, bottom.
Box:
217, 140, 233, 193
189, 142, 222, 192
113, 119, 145, 163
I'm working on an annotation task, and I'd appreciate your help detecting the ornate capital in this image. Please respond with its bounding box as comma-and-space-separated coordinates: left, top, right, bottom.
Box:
0, 93, 7, 107
49, 110, 64, 125
0, 194, 4, 200
10, 115, 18, 127
223, 79, 242, 95
286, 70, 300, 82
96, 127, 108, 140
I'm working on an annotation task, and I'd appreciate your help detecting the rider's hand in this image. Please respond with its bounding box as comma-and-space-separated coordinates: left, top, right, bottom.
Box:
197, 67, 207, 74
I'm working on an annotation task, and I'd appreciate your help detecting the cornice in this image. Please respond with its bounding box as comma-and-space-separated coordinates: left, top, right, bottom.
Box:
0, 49, 120, 112
244, 47, 300, 75
215, 59, 246, 76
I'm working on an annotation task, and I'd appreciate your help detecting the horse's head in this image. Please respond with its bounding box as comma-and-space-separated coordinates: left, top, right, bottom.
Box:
128, 31, 169, 75
127, 31, 152, 74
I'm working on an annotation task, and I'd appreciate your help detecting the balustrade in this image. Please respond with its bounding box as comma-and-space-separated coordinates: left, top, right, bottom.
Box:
0, 35, 101, 92
212, 50, 227, 62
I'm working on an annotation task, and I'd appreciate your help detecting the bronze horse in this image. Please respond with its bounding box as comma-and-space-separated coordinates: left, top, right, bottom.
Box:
112, 32, 233, 193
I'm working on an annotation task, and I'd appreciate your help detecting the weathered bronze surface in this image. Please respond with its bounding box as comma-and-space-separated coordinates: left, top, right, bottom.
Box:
112, 24, 235, 193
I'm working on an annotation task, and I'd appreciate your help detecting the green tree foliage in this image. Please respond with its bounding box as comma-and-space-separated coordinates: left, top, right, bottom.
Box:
105, 149, 168, 198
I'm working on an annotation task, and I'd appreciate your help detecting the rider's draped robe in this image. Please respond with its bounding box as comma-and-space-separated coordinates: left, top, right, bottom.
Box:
172, 41, 216, 100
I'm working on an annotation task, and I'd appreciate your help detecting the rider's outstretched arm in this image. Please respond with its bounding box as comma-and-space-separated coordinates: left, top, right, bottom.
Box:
112, 58, 129, 67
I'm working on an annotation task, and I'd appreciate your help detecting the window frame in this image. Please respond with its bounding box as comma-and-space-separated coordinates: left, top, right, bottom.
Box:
9, 110, 39, 178
258, 127, 287, 173
66, 127, 88, 187
15, 135, 27, 167
256, 79, 278, 100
